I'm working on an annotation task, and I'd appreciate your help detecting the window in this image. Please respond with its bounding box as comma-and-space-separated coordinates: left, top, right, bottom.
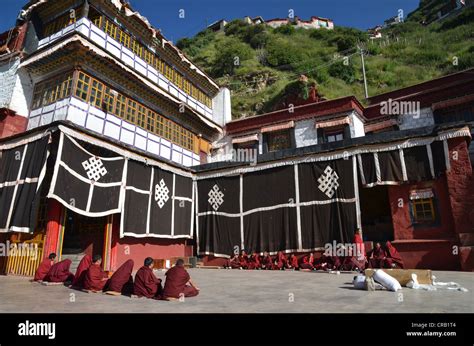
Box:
115, 94, 126, 118
132, 40, 143, 58
137, 105, 146, 128
42, 8, 79, 37
103, 87, 116, 113
412, 198, 436, 224
90, 79, 104, 108
144, 50, 154, 65
69, 70, 196, 151
165, 64, 173, 81
266, 130, 292, 152
104, 19, 117, 39
146, 110, 156, 133
31, 72, 75, 109
118, 30, 131, 49
326, 131, 344, 143
125, 99, 137, 123
183, 80, 190, 94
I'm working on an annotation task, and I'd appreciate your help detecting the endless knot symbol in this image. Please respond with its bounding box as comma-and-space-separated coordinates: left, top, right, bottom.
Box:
208, 184, 224, 211
82, 157, 107, 182
154, 179, 170, 208
317, 166, 340, 198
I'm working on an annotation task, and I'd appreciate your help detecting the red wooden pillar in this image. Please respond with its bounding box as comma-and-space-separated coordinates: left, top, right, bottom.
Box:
108, 214, 120, 271
42, 199, 63, 260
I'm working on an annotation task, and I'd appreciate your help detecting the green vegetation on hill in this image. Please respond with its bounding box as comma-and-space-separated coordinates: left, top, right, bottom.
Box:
177, 5, 474, 118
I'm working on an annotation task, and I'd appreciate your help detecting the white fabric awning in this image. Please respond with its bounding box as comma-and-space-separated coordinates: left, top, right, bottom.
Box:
261, 121, 294, 133
315, 116, 351, 129
232, 134, 259, 144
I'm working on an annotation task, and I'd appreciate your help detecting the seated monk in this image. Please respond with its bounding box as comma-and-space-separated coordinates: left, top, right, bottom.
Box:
299, 253, 315, 270
43, 259, 74, 283
83, 255, 109, 292
261, 251, 275, 270
276, 251, 290, 270
239, 250, 249, 269
105, 259, 135, 295
225, 253, 241, 269
247, 252, 261, 270
162, 259, 199, 300
34, 253, 56, 281
133, 257, 162, 299
288, 254, 299, 270
384, 241, 404, 269
340, 245, 365, 272
71, 254, 92, 288
369, 242, 386, 269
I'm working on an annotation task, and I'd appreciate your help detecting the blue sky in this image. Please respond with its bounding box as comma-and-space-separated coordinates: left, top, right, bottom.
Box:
1, 0, 420, 41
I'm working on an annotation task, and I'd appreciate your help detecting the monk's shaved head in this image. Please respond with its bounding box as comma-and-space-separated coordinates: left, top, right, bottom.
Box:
93, 254, 102, 263
144, 257, 154, 267
176, 259, 185, 267
48, 253, 56, 260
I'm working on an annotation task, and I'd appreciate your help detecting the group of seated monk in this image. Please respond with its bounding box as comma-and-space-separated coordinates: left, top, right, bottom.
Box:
224, 241, 403, 272
34, 254, 199, 300
367, 241, 404, 269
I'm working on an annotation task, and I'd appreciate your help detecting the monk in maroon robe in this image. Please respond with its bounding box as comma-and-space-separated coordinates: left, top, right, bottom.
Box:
369, 242, 387, 268
71, 254, 92, 288
162, 259, 199, 299
133, 257, 162, 299
384, 241, 404, 269
83, 255, 109, 292
299, 253, 315, 270
261, 251, 275, 270
247, 252, 261, 270
33, 253, 56, 281
276, 251, 290, 270
289, 254, 299, 270
105, 259, 134, 295
239, 250, 249, 269
225, 253, 241, 269
43, 259, 74, 283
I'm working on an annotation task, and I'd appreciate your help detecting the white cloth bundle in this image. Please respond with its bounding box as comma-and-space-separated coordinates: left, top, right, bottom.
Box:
373, 269, 402, 292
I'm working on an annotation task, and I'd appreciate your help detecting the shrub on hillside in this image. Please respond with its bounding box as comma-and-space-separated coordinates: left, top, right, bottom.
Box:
224, 19, 249, 36
212, 39, 254, 76
265, 38, 308, 69
274, 24, 296, 35
328, 61, 356, 83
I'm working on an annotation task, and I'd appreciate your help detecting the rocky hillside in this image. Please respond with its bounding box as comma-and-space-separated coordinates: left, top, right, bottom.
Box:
177, 3, 474, 118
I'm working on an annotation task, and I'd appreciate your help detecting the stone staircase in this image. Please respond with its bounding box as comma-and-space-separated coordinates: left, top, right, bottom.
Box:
61, 253, 86, 274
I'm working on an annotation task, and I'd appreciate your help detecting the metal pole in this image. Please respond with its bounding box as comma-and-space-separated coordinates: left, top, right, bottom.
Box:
359, 46, 369, 99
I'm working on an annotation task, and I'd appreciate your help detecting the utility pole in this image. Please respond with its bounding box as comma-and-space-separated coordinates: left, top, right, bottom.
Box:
358, 45, 369, 99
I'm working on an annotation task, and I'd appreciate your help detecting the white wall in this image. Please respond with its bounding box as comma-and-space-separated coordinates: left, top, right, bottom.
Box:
212, 87, 232, 126
350, 112, 365, 138
0, 58, 32, 118
294, 118, 319, 147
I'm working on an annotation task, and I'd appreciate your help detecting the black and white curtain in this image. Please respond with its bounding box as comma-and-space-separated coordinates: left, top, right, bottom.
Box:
357, 139, 450, 187
121, 160, 194, 238
0, 135, 50, 233
48, 130, 194, 238
196, 157, 360, 257
48, 132, 126, 217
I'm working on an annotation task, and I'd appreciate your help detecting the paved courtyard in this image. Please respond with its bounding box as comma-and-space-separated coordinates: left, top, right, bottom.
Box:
0, 269, 473, 313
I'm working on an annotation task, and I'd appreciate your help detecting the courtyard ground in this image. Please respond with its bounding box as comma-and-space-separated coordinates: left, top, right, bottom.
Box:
0, 269, 472, 313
